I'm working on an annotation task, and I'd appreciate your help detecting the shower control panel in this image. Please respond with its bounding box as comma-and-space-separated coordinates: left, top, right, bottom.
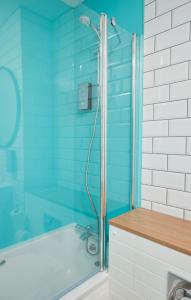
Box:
78, 82, 92, 110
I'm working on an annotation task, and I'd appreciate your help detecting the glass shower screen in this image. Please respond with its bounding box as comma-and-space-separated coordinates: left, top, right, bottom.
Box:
0, 2, 101, 299
0, 0, 136, 299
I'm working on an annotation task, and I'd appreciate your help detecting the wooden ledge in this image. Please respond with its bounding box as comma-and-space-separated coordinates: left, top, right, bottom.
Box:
109, 208, 191, 256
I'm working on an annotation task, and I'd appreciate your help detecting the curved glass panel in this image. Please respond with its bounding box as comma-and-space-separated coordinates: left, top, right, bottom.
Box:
0, 1, 101, 299
106, 21, 133, 263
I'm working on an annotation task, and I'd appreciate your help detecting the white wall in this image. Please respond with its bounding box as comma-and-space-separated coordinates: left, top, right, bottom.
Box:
142, 0, 191, 220
109, 225, 191, 300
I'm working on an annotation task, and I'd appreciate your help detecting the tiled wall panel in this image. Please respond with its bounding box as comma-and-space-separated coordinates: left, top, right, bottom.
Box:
142, 0, 191, 220
109, 225, 191, 300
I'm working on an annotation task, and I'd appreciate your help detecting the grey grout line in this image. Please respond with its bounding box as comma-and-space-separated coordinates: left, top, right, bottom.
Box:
170, 10, 173, 29
144, 38, 191, 57
154, 0, 157, 19
184, 174, 187, 191
150, 0, 191, 19
143, 116, 191, 123
144, 77, 191, 91
189, 21, 191, 40
144, 1, 191, 26
144, 20, 191, 43
143, 153, 191, 158
169, 83, 171, 101
142, 169, 188, 176
144, 60, 189, 75
167, 154, 169, 171
143, 183, 190, 193
145, 20, 191, 40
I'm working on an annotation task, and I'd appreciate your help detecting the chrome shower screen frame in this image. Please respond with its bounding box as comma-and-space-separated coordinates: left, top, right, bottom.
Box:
99, 13, 108, 271
99, 15, 139, 271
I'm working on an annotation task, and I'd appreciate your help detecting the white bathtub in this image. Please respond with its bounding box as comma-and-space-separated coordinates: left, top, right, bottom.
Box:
0, 224, 100, 300
60, 272, 108, 300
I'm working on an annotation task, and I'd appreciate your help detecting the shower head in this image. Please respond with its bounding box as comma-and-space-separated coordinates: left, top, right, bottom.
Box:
79, 16, 91, 27
79, 15, 100, 39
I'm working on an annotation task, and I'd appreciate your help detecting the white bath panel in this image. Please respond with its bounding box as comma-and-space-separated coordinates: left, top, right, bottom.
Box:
61, 0, 85, 8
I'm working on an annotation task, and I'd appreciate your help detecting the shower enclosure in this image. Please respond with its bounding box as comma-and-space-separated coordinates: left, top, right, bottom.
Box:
0, 1, 142, 299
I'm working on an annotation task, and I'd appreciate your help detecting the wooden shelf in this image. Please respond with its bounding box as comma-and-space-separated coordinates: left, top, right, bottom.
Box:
110, 208, 191, 256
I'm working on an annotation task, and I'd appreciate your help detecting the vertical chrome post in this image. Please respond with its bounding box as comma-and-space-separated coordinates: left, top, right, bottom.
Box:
131, 33, 137, 210
99, 13, 108, 271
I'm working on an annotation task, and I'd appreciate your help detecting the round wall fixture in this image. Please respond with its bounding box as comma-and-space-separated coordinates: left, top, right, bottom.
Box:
0, 67, 20, 148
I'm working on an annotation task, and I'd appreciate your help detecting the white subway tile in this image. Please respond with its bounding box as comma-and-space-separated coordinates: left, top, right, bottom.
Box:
168, 155, 191, 173
153, 137, 186, 154
173, 1, 191, 27
142, 184, 167, 203
187, 138, 191, 155
156, 0, 190, 16
156, 23, 190, 51
133, 249, 168, 279
143, 120, 168, 137
186, 174, 191, 192
145, 2, 156, 22
142, 199, 152, 209
144, 49, 170, 72
142, 153, 167, 170
168, 189, 191, 210
144, 71, 154, 88
143, 105, 153, 121
144, 37, 155, 55
155, 62, 188, 86
188, 99, 191, 117
142, 138, 153, 153
169, 118, 191, 136
184, 210, 191, 221
153, 170, 185, 190
143, 0, 191, 217
144, 85, 169, 104
170, 80, 191, 101
171, 40, 191, 64
154, 100, 187, 120
145, 12, 171, 39
152, 202, 184, 218
142, 169, 152, 184
134, 266, 166, 295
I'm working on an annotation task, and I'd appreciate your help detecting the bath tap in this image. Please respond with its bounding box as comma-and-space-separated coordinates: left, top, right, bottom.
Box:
75, 224, 94, 240
80, 231, 92, 240
173, 287, 191, 299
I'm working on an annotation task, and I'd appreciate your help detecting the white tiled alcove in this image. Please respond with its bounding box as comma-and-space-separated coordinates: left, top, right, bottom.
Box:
109, 225, 191, 300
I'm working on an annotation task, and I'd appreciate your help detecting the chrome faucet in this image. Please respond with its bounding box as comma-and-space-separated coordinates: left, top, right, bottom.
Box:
75, 224, 94, 240
173, 288, 191, 299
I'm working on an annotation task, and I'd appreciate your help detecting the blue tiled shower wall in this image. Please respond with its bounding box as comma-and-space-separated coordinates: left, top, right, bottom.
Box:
0, 3, 139, 249
52, 5, 133, 223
